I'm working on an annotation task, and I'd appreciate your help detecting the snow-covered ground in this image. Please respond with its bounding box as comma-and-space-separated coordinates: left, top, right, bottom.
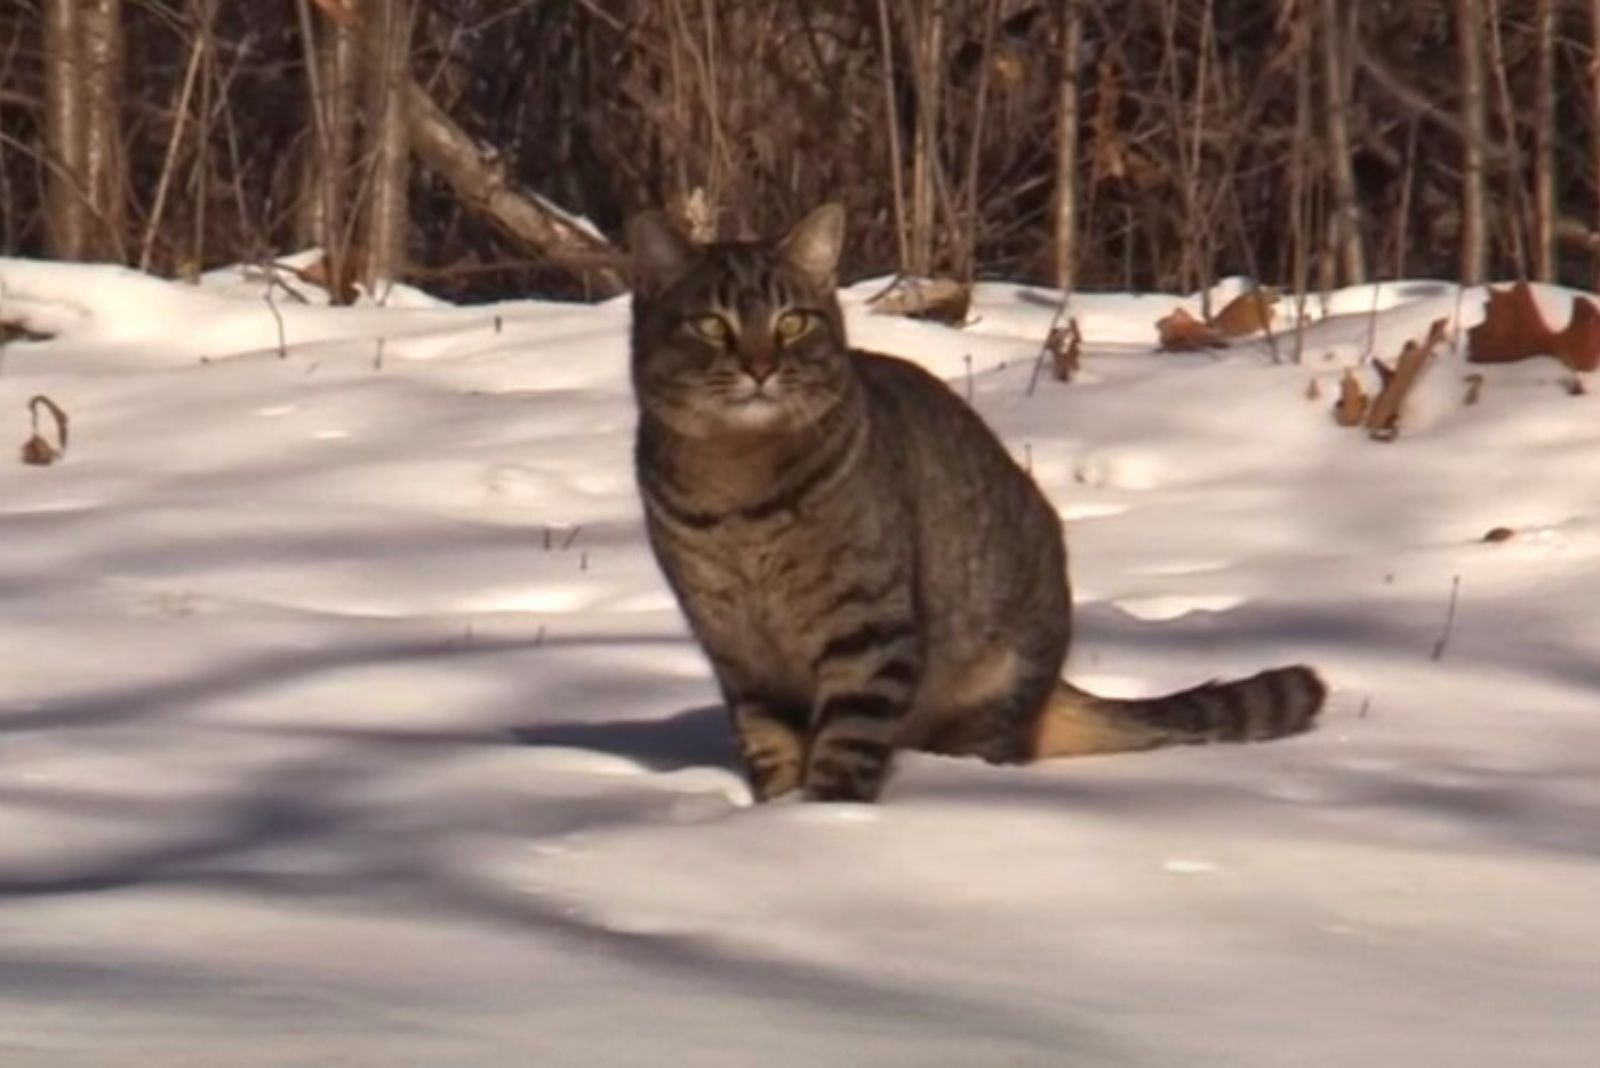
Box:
1, 257, 1596, 1067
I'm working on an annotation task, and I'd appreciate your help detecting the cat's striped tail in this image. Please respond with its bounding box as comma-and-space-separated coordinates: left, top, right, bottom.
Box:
1031, 665, 1326, 759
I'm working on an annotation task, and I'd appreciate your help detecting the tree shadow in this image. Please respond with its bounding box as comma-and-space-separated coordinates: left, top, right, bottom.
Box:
508, 704, 739, 774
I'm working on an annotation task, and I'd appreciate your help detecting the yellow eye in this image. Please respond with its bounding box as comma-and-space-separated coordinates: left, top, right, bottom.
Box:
690, 315, 730, 342
774, 310, 810, 341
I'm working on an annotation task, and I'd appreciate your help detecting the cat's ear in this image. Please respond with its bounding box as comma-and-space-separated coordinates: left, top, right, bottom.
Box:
628, 210, 697, 288
779, 203, 845, 285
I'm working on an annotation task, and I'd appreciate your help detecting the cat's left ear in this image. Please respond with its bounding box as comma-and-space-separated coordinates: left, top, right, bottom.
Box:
779, 203, 845, 286
628, 210, 697, 289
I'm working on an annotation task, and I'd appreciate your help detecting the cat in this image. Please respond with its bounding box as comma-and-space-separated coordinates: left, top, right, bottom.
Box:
628, 203, 1325, 803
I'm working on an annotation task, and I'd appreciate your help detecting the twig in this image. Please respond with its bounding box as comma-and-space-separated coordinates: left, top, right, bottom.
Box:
1430, 574, 1462, 661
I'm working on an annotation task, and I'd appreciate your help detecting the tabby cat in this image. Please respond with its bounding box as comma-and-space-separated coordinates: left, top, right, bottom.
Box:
628, 204, 1325, 803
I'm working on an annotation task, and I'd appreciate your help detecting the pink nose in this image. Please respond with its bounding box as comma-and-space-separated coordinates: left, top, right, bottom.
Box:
744, 356, 777, 384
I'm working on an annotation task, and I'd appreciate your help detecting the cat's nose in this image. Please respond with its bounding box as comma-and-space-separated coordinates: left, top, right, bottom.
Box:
743, 354, 777, 384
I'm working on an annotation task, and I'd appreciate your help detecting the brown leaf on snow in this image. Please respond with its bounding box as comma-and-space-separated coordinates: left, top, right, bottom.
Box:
20, 395, 69, 467
1365, 317, 1449, 441
1334, 369, 1368, 426
869, 277, 972, 326
1211, 288, 1279, 338
1048, 319, 1082, 382
1467, 281, 1600, 373
1156, 307, 1228, 352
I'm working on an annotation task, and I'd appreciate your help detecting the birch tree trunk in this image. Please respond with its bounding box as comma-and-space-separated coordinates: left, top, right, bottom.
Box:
1052, 0, 1083, 291
1318, 0, 1365, 285
43, 0, 87, 259
359, 0, 413, 294
1459, 0, 1489, 284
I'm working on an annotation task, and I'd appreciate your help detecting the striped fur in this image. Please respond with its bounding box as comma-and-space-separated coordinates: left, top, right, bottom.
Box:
628, 204, 1326, 803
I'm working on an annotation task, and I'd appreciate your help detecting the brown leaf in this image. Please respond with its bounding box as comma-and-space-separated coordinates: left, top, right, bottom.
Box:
1482, 527, 1516, 543
1557, 295, 1600, 372
309, 0, 361, 28
869, 278, 972, 326
1048, 319, 1082, 382
20, 435, 57, 466
1366, 317, 1449, 440
1463, 373, 1485, 406
1334, 369, 1368, 426
1211, 288, 1279, 339
1304, 377, 1322, 402
1156, 307, 1228, 352
1467, 281, 1600, 372
292, 249, 367, 306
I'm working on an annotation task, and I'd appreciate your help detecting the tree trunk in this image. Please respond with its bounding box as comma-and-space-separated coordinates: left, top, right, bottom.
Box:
359, 0, 413, 294
1052, 0, 1083, 291
1318, 0, 1365, 285
1593, 0, 1600, 291
1532, 0, 1556, 281
43, 0, 86, 260
1459, 0, 1489, 284
80, 0, 125, 261
297, 0, 361, 277
908, 0, 944, 276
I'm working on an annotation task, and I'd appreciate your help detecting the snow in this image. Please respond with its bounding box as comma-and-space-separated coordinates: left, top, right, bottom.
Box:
2, 257, 1598, 1067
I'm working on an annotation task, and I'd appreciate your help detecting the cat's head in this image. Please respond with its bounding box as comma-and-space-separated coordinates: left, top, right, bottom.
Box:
628, 204, 852, 438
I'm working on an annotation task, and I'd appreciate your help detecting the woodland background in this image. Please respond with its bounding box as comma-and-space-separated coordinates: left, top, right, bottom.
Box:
2, 0, 1599, 305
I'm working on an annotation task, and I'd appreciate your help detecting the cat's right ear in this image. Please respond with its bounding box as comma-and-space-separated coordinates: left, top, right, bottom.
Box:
628, 210, 697, 291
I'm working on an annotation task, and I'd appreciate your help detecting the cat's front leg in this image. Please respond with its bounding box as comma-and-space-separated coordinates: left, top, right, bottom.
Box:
728, 697, 806, 802
804, 629, 922, 802
804, 694, 903, 802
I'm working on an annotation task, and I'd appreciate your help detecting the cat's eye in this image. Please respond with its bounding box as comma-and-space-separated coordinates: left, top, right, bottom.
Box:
774, 310, 811, 342
689, 315, 731, 343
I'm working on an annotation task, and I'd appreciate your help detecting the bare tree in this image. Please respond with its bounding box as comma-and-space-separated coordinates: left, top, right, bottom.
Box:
42, 0, 87, 259
1532, 0, 1556, 281
80, 0, 125, 260
1053, 0, 1083, 291
296, 0, 362, 294
1318, 0, 1365, 286
1459, 0, 1489, 284
359, 0, 414, 293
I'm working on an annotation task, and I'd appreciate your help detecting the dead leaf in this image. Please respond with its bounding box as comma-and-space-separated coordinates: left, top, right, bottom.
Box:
1048, 319, 1081, 382
1211, 288, 1279, 339
1463, 373, 1485, 406
293, 249, 367, 305
1365, 317, 1449, 440
21, 395, 68, 467
1467, 281, 1600, 373
2, 319, 54, 345
1482, 527, 1516, 543
1334, 369, 1368, 426
309, 0, 360, 28
869, 278, 972, 326
1156, 307, 1227, 352
1305, 377, 1322, 402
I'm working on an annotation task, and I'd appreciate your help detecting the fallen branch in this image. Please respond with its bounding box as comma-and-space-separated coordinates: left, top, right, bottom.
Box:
405, 81, 625, 298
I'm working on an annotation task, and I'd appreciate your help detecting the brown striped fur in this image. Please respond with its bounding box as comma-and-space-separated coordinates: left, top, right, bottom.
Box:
628, 204, 1325, 803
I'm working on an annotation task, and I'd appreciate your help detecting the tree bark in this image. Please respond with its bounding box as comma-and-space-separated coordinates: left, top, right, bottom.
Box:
359, 0, 413, 293
1459, 0, 1489, 284
1318, 0, 1365, 285
1052, 0, 1083, 291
